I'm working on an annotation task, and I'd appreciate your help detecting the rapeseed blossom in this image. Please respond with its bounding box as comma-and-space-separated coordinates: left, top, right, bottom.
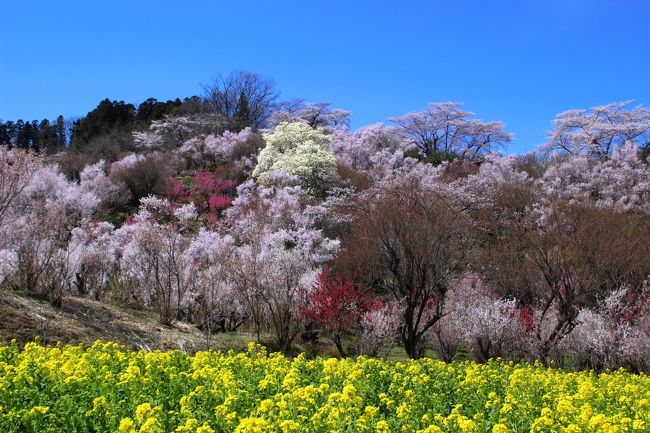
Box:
0, 341, 648, 432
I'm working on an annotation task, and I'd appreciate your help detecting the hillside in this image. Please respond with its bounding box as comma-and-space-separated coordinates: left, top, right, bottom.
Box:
0, 290, 253, 353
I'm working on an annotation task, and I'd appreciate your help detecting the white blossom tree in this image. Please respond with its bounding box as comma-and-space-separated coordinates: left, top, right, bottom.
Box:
543, 101, 650, 159
118, 198, 197, 325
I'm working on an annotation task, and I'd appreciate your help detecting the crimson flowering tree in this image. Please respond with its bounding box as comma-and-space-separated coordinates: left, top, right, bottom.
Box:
300, 266, 378, 357
164, 177, 190, 203
194, 170, 237, 210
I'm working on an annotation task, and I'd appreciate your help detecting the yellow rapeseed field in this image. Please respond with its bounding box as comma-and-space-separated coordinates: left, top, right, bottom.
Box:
0, 341, 648, 432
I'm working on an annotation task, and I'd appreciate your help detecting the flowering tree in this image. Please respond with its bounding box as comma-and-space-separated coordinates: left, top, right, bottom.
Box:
68, 222, 118, 300
300, 267, 377, 357
541, 142, 650, 212
224, 176, 339, 352
561, 284, 650, 372
270, 100, 351, 132
79, 160, 130, 213
118, 198, 197, 325
253, 122, 340, 199
177, 127, 256, 165
193, 170, 237, 211
357, 302, 400, 357
543, 101, 650, 159
329, 123, 416, 178
479, 201, 650, 363
0, 149, 40, 236
133, 114, 224, 151
182, 229, 241, 347
1, 162, 99, 306
390, 102, 512, 161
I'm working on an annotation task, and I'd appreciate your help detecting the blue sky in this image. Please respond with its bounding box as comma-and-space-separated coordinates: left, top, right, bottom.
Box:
1, 0, 649, 153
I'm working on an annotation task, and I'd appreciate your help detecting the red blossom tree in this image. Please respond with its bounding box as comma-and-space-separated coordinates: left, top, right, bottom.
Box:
164, 176, 190, 204
300, 266, 377, 357
194, 170, 237, 210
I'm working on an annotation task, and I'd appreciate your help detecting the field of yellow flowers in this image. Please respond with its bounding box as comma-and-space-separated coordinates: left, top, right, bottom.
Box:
0, 341, 648, 433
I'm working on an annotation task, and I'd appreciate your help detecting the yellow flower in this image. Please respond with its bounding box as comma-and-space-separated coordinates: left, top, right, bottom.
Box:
119, 417, 136, 433
279, 420, 300, 433
376, 420, 391, 433
196, 424, 215, 433
492, 423, 508, 433
135, 403, 153, 423
234, 417, 270, 433
28, 405, 49, 416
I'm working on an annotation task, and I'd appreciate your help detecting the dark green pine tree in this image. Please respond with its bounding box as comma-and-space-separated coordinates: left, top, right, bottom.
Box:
232, 90, 251, 131
56, 115, 67, 148
16, 120, 34, 149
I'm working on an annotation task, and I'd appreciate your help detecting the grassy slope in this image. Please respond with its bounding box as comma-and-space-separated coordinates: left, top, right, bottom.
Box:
0, 290, 255, 353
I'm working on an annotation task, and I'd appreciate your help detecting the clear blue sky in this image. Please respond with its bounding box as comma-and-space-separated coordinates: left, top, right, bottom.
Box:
1, 0, 649, 153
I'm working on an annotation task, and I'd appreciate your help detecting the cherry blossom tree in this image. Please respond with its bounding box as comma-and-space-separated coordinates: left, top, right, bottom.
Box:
133, 114, 224, 150
329, 123, 416, 178
1, 163, 99, 305
479, 201, 650, 363
118, 198, 197, 325
561, 284, 650, 372
541, 141, 650, 212
543, 101, 650, 159
0, 148, 40, 237
357, 302, 400, 358
270, 100, 351, 132
390, 102, 512, 161
177, 127, 256, 165
182, 229, 241, 347
68, 222, 117, 300
224, 175, 339, 352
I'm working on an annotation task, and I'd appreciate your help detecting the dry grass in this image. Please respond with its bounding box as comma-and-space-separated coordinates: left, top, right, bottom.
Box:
0, 290, 255, 353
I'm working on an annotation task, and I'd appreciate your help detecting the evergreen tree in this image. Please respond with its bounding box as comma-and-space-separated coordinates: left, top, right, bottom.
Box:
232, 90, 251, 131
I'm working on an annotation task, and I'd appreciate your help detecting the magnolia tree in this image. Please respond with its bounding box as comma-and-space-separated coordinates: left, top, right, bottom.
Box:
253, 122, 341, 199
543, 101, 650, 159
224, 174, 339, 352
390, 102, 512, 161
